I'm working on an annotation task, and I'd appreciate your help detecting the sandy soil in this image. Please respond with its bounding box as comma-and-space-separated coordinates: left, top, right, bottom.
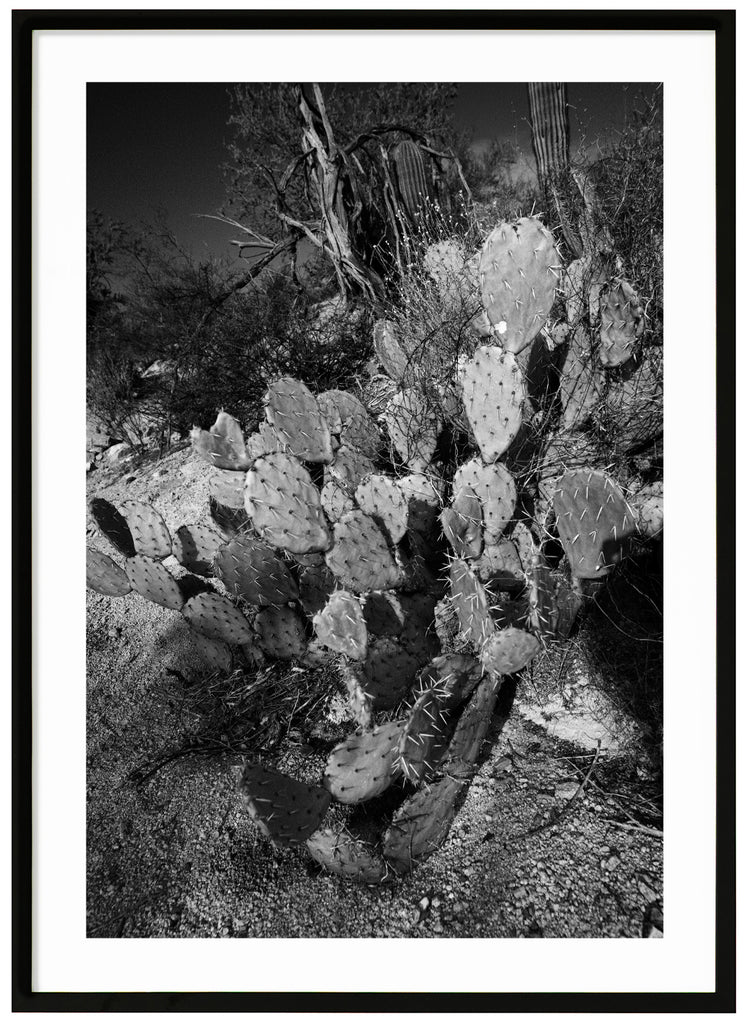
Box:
86, 444, 663, 939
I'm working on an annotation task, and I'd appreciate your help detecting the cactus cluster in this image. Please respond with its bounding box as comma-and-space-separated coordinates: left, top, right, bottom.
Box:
88, 213, 662, 885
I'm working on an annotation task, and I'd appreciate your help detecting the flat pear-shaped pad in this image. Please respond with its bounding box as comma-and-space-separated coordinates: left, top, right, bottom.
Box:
239, 764, 331, 848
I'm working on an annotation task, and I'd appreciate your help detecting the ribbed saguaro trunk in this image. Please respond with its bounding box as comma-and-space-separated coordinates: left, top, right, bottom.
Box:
528, 83, 569, 188
527, 83, 570, 189
528, 82, 585, 259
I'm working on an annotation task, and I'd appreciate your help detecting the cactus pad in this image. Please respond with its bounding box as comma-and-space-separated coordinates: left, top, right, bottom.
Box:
182, 592, 253, 644
418, 653, 484, 707
373, 319, 410, 384
474, 538, 524, 588
209, 495, 252, 539
193, 634, 233, 674
239, 763, 331, 848
441, 485, 483, 559
120, 501, 172, 560
214, 535, 298, 606
630, 481, 663, 539
423, 238, 467, 291
324, 722, 403, 804
325, 444, 375, 492
313, 590, 368, 660
478, 217, 560, 353
396, 688, 452, 783
125, 555, 183, 610
297, 563, 337, 617
554, 578, 584, 639
172, 524, 223, 577
480, 626, 540, 675
599, 279, 644, 368
461, 346, 526, 461
449, 558, 495, 649
306, 827, 387, 884
452, 458, 516, 546
526, 552, 558, 638
341, 665, 374, 729
325, 511, 401, 593
559, 324, 603, 430
210, 469, 247, 510
442, 673, 501, 776
355, 474, 408, 543
89, 498, 136, 557
264, 377, 333, 463
317, 390, 379, 458
191, 411, 251, 471
553, 470, 634, 579
345, 636, 422, 715
383, 775, 464, 874
362, 591, 405, 637
320, 479, 356, 523
86, 547, 131, 597
246, 452, 331, 554
255, 604, 307, 660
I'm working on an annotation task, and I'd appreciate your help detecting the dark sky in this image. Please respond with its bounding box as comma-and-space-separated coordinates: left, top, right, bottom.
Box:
87, 82, 657, 262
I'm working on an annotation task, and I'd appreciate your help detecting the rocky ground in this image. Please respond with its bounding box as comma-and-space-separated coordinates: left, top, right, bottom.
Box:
86, 432, 663, 940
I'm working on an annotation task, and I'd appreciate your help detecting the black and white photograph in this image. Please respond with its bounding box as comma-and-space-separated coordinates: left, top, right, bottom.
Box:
84, 79, 666, 941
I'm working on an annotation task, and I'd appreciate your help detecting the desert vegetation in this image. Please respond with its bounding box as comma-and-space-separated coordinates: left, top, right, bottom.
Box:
86, 83, 663, 928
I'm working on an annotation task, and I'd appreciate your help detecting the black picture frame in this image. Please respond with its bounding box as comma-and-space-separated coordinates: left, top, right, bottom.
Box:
13, 7, 736, 1013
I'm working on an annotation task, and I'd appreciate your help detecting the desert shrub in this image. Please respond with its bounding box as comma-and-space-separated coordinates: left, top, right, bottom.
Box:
86, 211, 375, 443
586, 92, 663, 342
157, 275, 374, 434
86, 348, 145, 444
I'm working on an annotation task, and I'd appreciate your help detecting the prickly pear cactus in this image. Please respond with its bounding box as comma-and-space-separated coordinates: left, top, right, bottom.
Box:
449, 558, 494, 649
461, 346, 526, 461
191, 411, 252, 471
383, 774, 464, 874
396, 687, 453, 784
255, 604, 307, 660
598, 279, 644, 368
125, 555, 183, 610
478, 217, 560, 352
324, 722, 403, 804
452, 459, 516, 546
306, 826, 388, 884
313, 590, 368, 660
629, 481, 663, 539
474, 537, 523, 589
480, 627, 540, 675
182, 592, 254, 645
121, 501, 172, 560
172, 524, 224, 577
87, 547, 131, 597
214, 535, 299, 606
317, 389, 379, 458
89, 498, 136, 557
441, 486, 483, 560
373, 319, 411, 385
239, 764, 331, 848
246, 452, 331, 554
553, 470, 635, 580
88, 191, 662, 887
325, 511, 402, 593
355, 474, 408, 544
265, 377, 334, 463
